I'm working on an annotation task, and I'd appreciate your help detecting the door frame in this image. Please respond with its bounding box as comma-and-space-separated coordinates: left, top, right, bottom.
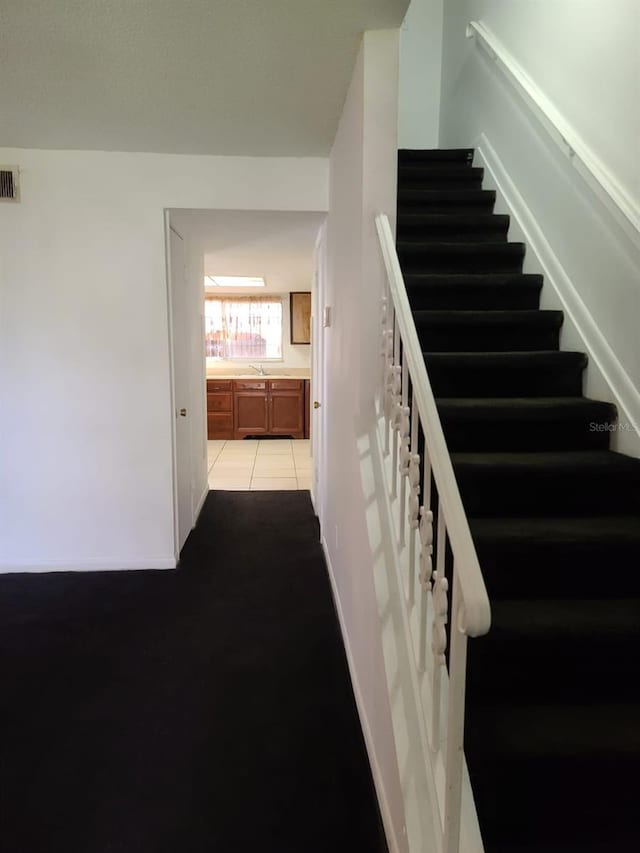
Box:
165, 212, 191, 562
311, 222, 328, 529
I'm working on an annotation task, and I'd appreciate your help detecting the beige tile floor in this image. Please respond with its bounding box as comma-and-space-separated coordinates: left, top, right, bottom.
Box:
208, 439, 312, 491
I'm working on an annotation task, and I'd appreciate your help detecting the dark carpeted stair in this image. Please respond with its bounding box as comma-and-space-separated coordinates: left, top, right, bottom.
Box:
397, 148, 640, 851
405, 272, 543, 310
414, 309, 563, 351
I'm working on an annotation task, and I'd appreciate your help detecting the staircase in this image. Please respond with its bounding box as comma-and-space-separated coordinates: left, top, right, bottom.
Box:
396, 149, 640, 852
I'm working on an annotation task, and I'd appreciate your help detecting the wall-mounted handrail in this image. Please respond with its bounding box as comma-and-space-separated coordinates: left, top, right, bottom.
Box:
376, 213, 490, 638
466, 20, 640, 243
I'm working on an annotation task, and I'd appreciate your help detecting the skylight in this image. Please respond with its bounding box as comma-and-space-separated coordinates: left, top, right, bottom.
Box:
205, 275, 265, 288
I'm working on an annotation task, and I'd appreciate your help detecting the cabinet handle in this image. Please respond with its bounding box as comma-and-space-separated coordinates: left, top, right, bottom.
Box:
313, 401, 321, 409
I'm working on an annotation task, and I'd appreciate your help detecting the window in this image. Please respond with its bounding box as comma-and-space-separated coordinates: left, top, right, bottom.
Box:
205, 296, 283, 360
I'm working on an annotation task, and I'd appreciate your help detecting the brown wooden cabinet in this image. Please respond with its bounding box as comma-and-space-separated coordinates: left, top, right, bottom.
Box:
234, 379, 304, 440
207, 377, 307, 440
206, 379, 234, 439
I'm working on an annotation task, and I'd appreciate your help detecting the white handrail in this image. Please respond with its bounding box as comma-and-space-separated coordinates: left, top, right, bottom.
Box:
466, 20, 640, 243
376, 213, 490, 637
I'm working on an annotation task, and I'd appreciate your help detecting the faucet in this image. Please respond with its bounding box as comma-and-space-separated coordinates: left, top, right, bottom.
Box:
249, 363, 265, 376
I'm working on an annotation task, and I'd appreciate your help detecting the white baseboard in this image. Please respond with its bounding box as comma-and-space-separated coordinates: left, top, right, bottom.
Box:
475, 133, 640, 456
0, 556, 177, 574
320, 535, 403, 853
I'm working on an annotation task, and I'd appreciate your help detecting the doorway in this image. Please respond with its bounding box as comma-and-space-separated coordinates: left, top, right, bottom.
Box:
166, 209, 326, 558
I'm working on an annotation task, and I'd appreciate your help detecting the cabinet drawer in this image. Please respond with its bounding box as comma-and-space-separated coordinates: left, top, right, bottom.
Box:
207, 392, 232, 413
207, 412, 234, 440
269, 379, 303, 391
207, 379, 232, 392
234, 380, 267, 391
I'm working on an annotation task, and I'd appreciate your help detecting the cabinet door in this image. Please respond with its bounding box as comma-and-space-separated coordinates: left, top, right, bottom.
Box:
234, 391, 268, 438
207, 412, 234, 440
268, 381, 304, 438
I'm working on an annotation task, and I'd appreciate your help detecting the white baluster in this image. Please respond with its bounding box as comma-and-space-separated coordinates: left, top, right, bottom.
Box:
443, 568, 468, 853
430, 510, 448, 752
418, 507, 433, 672
398, 404, 410, 549
390, 367, 402, 501
407, 452, 421, 605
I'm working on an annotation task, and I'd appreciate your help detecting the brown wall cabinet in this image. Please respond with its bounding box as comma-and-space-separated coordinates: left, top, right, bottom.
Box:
207, 378, 307, 440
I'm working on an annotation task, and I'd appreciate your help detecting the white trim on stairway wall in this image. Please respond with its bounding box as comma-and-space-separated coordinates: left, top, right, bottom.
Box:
475, 133, 640, 458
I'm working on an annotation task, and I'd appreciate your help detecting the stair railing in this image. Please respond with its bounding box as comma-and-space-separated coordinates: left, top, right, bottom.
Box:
375, 213, 491, 853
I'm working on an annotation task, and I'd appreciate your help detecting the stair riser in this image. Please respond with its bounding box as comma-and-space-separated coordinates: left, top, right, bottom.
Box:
407, 282, 542, 310
476, 545, 640, 599
425, 361, 585, 398
398, 227, 508, 244
398, 149, 474, 165
398, 175, 483, 190
399, 250, 524, 274
398, 190, 496, 214
455, 469, 640, 516
441, 419, 611, 452
466, 756, 640, 847
417, 325, 560, 352
466, 638, 640, 703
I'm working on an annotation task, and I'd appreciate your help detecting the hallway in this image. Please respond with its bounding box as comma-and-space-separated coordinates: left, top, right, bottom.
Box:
0, 492, 385, 853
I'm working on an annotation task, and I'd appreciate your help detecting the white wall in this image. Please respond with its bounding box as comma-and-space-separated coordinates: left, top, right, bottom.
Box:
323, 29, 410, 853
443, 0, 639, 206
439, 0, 640, 451
399, 0, 444, 148
0, 149, 327, 570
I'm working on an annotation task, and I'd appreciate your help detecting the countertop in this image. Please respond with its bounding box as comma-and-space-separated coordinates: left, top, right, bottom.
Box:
206, 370, 310, 381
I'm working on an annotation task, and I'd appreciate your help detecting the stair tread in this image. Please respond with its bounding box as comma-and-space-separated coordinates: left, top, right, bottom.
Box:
452, 449, 640, 472
424, 350, 587, 364
438, 396, 615, 416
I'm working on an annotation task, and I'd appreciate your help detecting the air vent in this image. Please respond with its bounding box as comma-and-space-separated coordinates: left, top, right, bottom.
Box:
0, 167, 20, 202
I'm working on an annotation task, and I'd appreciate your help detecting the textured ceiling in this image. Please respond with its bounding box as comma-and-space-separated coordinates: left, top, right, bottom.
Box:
0, 0, 409, 156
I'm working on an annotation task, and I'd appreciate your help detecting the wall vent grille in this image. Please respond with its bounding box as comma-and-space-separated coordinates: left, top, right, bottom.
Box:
0, 167, 20, 202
